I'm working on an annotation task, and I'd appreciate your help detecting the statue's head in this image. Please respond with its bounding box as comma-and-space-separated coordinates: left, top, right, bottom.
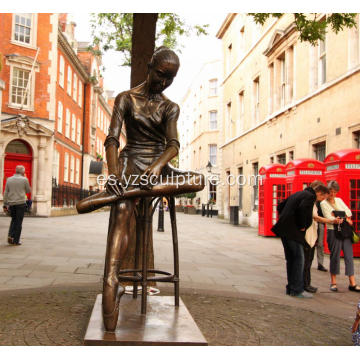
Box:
147, 46, 180, 94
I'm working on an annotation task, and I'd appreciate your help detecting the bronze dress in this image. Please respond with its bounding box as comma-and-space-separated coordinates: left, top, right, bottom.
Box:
105, 90, 191, 188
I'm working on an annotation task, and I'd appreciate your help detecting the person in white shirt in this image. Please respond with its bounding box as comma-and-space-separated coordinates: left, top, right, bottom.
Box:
304, 181, 341, 293
320, 180, 360, 292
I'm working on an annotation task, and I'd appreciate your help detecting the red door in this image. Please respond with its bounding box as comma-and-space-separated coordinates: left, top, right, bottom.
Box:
3, 140, 33, 199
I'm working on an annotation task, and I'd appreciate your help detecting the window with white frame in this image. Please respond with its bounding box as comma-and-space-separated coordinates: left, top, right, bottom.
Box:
239, 90, 245, 130
59, 55, 65, 88
52, 149, 60, 183
70, 156, 75, 183
319, 36, 326, 85
209, 79, 218, 96
71, 114, 76, 141
73, 73, 77, 101
64, 153, 69, 182
226, 102, 232, 138
75, 158, 80, 185
253, 77, 260, 124
78, 80, 82, 106
67, 66, 72, 96
227, 44, 232, 74
13, 14, 35, 46
77, 119, 81, 145
279, 53, 286, 107
209, 111, 217, 130
209, 144, 217, 165
239, 26, 246, 57
57, 101, 63, 133
65, 109, 70, 138
10, 67, 31, 108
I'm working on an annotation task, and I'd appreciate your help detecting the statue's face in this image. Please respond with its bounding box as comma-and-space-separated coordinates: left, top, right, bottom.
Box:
148, 60, 179, 94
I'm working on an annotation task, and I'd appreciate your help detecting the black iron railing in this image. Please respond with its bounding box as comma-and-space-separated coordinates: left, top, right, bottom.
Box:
51, 182, 99, 208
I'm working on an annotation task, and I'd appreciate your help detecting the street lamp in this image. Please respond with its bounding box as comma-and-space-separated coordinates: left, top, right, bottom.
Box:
206, 160, 212, 173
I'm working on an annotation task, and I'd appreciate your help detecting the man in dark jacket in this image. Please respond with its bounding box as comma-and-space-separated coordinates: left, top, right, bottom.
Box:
272, 184, 329, 298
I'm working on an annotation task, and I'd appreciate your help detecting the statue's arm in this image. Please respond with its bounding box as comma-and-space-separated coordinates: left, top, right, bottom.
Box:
143, 101, 180, 178
104, 93, 128, 177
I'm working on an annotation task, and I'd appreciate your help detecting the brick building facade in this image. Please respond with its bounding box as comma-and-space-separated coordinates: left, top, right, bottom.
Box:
0, 13, 126, 216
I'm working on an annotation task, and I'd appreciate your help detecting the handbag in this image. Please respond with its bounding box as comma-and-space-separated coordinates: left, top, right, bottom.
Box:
352, 230, 360, 244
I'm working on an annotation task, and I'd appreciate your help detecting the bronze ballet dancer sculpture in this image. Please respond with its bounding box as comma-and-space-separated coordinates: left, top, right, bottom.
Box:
77, 47, 204, 332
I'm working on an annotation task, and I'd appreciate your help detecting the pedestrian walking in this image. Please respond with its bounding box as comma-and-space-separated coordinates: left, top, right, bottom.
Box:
2, 165, 31, 245
321, 180, 360, 292
272, 183, 329, 298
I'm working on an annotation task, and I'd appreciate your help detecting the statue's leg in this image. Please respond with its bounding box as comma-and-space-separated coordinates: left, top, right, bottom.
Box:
102, 199, 135, 332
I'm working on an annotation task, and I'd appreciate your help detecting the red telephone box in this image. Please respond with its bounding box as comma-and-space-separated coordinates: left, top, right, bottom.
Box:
258, 164, 286, 236
285, 159, 325, 195
323, 149, 360, 257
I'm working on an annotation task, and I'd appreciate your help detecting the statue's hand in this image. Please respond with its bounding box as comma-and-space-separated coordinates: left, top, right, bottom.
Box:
143, 162, 163, 179
105, 174, 124, 197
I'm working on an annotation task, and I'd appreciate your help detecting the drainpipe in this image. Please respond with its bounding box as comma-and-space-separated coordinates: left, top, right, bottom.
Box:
80, 82, 87, 189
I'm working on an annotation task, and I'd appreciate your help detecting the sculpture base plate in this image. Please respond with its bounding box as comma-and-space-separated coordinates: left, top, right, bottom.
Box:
84, 294, 208, 346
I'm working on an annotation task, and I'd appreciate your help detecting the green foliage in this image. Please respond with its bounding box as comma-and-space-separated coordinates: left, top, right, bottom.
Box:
170, 155, 179, 168
248, 13, 357, 45
90, 13, 209, 66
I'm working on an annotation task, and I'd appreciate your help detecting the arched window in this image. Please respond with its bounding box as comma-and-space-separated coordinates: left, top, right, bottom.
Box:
5, 140, 31, 155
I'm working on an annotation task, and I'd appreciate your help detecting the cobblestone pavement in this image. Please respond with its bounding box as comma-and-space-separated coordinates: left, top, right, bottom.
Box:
0, 211, 359, 345
0, 285, 353, 346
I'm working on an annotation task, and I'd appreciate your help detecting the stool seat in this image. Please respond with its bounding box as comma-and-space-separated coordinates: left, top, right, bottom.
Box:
117, 195, 179, 314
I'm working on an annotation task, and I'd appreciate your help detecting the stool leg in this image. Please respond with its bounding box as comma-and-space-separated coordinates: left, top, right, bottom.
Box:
141, 198, 151, 314
169, 197, 180, 307
133, 211, 142, 299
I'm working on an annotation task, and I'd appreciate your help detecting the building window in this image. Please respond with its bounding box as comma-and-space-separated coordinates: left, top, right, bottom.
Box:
10, 67, 31, 107
77, 119, 81, 145
59, 55, 65, 88
239, 26, 245, 58
67, 66, 72, 96
313, 141, 326, 161
239, 90, 244, 132
277, 153, 286, 164
269, 63, 274, 113
253, 77, 260, 124
238, 167, 243, 210
319, 36, 326, 85
209, 144, 217, 165
279, 53, 286, 107
64, 153, 69, 182
353, 131, 360, 149
270, 156, 274, 164
52, 149, 60, 182
209, 111, 217, 130
75, 158, 80, 185
70, 156, 75, 183
209, 79, 218, 96
289, 150, 294, 161
73, 73, 77, 101
209, 182, 217, 203
71, 114, 76, 141
13, 14, 35, 46
226, 102, 232, 139
65, 109, 70, 138
227, 43, 232, 74
78, 80, 82, 106
57, 101, 63, 133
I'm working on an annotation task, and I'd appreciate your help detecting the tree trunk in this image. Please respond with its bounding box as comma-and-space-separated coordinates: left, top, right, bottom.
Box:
120, 14, 158, 287
130, 13, 158, 87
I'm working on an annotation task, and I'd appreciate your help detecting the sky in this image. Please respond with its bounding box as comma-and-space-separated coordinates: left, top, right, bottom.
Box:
70, 12, 226, 103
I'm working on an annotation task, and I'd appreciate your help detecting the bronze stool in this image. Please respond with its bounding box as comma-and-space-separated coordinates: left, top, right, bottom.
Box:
118, 195, 179, 314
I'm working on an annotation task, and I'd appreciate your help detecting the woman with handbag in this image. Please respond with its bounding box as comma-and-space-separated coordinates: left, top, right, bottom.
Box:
321, 180, 360, 292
